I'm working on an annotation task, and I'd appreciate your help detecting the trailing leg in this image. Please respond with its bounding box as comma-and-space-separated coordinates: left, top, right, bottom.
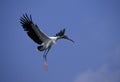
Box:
43, 47, 51, 70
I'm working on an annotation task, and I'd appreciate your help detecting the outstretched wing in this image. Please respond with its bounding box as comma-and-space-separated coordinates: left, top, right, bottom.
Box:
55, 28, 65, 36
20, 14, 50, 44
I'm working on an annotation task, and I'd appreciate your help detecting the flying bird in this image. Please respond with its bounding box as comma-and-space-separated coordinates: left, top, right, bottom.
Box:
20, 14, 74, 70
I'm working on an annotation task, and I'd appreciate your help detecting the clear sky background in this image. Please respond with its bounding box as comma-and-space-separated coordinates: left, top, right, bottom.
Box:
0, 0, 120, 82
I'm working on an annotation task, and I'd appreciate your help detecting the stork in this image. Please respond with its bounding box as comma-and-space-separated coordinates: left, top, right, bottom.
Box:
20, 14, 74, 70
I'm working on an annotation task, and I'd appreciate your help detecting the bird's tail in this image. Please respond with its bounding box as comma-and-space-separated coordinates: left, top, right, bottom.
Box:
37, 46, 44, 51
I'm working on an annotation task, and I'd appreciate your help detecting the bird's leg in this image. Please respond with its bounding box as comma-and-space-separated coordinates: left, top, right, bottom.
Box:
43, 47, 51, 70
43, 49, 47, 64
43, 47, 51, 64
43, 51, 47, 64
43, 50, 48, 70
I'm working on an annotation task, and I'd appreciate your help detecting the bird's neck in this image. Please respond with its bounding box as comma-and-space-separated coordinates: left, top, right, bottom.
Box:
56, 36, 62, 40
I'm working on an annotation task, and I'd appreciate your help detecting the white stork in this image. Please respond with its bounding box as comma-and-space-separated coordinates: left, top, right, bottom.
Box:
20, 14, 74, 70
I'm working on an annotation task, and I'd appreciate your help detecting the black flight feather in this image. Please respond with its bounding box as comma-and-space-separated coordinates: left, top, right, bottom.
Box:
20, 14, 43, 44
55, 28, 65, 36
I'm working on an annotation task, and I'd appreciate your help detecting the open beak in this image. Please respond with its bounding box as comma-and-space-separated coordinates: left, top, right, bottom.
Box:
63, 35, 74, 43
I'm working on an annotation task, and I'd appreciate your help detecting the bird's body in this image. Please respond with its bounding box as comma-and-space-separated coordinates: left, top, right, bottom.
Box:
38, 37, 57, 51
20, 14, 74, 70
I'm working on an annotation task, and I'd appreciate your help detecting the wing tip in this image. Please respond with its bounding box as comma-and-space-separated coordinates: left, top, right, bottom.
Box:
19, 13, 33, 25
55, 28, 66, 36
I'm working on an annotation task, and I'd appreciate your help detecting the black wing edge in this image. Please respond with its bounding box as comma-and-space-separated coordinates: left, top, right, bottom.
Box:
20, 14, 42, 44
55, 28, 66, 36
20, 13, 33, 31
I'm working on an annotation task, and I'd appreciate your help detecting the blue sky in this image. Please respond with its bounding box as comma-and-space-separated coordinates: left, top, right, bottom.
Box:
0, 0, 120, 82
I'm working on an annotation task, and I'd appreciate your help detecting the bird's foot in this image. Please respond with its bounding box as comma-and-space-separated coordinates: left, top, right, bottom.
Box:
44, 63, 48, 71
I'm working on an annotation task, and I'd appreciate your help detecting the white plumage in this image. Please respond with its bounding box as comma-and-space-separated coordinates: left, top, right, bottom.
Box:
20, 14, 74, 70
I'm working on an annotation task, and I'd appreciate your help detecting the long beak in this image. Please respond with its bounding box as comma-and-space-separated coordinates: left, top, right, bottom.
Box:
63, 35, 74, 43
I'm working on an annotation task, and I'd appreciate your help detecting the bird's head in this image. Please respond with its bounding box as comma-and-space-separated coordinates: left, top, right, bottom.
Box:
55, 28, 74, 43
